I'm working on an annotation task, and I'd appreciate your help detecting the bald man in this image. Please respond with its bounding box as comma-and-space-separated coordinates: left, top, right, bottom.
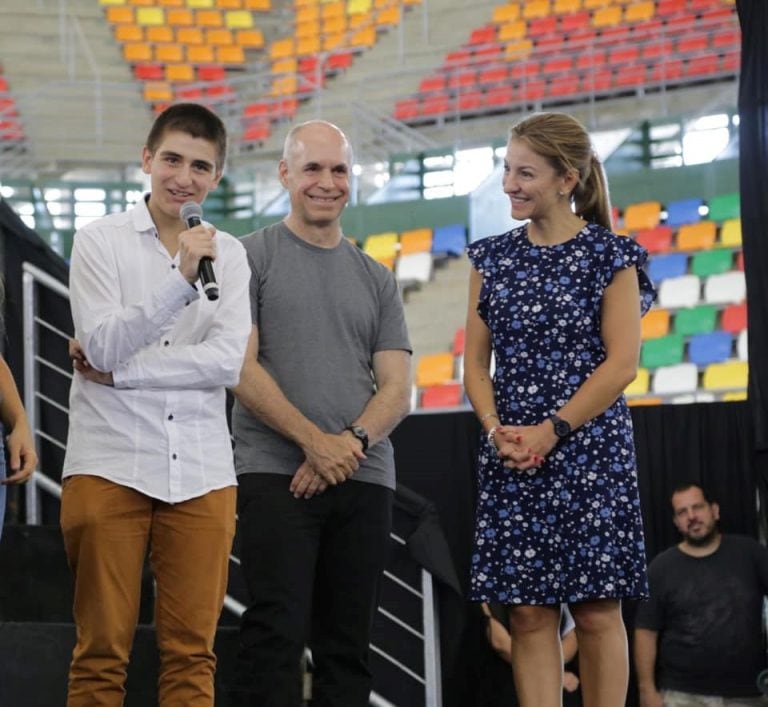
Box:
231, 121, 413, 707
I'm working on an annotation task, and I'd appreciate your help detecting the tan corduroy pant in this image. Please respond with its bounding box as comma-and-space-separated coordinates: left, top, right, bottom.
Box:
60, 475, 236, 707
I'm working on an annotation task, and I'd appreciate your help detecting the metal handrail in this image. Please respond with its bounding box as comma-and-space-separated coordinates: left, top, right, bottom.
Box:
20, 259, 442, 706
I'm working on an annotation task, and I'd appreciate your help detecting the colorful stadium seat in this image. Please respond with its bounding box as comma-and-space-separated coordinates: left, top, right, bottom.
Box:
641, 308, 670, 340
431, 224, 467, 257
363, 231, 398, 263
641, 334, 684, 369
690, 249, 732, 278
719, 218, 742, 247
623, 201, 662, 231
652, 362, 699, 395
635, 226, 673, 254
453, 327, 466, 356
676, 221, 716, 251
399, 228, 432, 255
648, 253, 687, 282
658, 275, 701, 309
707, 192, 740, 221
415, 352, 456, 387
665, 197, 703, 227
702, 361, 748, 391
688, 331, 733, 366
703, 271, 746, 305
420, 382, 464, 409
395, 252, 433, 285
674, 304, 716, 336
721, 302, 747, 334
737, 329, 748, 361
625, 368, 650, 396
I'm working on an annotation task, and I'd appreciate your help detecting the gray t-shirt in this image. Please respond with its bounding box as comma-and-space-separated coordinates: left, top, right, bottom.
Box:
232, 222, 412, 489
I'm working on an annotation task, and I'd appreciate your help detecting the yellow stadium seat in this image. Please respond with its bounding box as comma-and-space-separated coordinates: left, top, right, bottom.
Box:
504, 39, 533, 60
187, 45, 215, 63
296, 36, 322, 55
722, 391, 748, 401
166, 63, 195, 81
416, 352, 456, 387
641, 309, 670, 340
624, 368, 650, 396
143, 81, 173, 102
106, 5, 134, 22
623, 201, 661, 232
237, 29, 265, 48
702, 361, 748, 391
322, 32, 345, 51
720, 219, 742, 247
351, 25, 375, 48
272, 58, 298, 74
523, 0, 550, 20
188, 0, 214, 7
676, 221, 717, 251
363, 232, 399, 262
197, 9, 223, 26
146, 25, 174, 42
100, 0, 126, 5
399, 228, 432, 255
270, 38, 295, 60
167, 8, 193, 24
207, 28, 234, 45
115, 24, 144, 41
323, 15, 347, 33
271, 75, 298, 95
492, 4, 521, 23
627, 397, 663, 407
498, 20, 527, 42
592, 5, 621, 27
135, 7, 164, 25
322, 1, 345, 19
123, 42, 153, 61
177, 27, 204, 44
296, 21, 319, 37
225, 10, 254, 27
624, 0, 654, 23
156, 43, 185, 62
347, 0, 372, 13
375, 6, 400, 25
553, 0, 581, 13
216, 45, 245, 63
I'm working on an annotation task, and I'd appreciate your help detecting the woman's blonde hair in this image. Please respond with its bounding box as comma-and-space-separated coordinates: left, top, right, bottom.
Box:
509, 112, 613, 230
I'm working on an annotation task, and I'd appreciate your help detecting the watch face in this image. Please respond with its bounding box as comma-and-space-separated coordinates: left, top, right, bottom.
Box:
555, 420, 570, 437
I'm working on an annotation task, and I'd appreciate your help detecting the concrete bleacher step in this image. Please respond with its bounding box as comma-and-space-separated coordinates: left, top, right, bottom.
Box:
404, 254, 470, 362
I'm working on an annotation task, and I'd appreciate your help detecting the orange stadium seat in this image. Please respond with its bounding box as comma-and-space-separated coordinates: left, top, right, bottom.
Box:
156, 44, 185, 62
177, 27, 204, 44
166, 63, 195, 81
492, 4, 521, 23
187, 45, 215, 62
115, 24, 144, 42
624, 0, 654, 23
106, 6, 135, 23
623, 201, 662, 232
498, 20, 527, 42
237, 29, 264, 47
123, 42, 153, 62
143, 81, 173, 102
399, 228, 432, 255
641, 309, 670, 340
592, 5, 621, 28
523, 0, 551, 20
416, 352, 456, 388
676, 221, 717, 251
147, 25, 174, 42
554, 0, 581, 12
167, 8, 193, 24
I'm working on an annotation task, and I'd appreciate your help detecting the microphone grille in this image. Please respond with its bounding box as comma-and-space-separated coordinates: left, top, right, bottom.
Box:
180, 201, 203, 222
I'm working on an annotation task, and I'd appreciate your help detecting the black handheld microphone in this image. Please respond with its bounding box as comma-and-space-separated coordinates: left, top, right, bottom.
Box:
180, 201, 219, 301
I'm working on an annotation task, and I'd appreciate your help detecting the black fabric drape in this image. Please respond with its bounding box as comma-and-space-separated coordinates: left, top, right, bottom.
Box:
736, 0, 768, 452
0, 199, 71, 523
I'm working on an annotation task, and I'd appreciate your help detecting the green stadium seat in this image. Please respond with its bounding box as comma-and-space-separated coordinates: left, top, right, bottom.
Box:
707, 192, 740, 222
690, 249, 732, 278
641, 334, 685, 369
674, 305, 717, 336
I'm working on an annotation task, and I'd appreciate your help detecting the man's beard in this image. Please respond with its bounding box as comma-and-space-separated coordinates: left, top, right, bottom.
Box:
684, 524, 719, 547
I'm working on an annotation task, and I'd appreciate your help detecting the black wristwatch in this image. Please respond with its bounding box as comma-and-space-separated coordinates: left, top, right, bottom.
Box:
549, 414, 572, 439
344, 425, 369, 452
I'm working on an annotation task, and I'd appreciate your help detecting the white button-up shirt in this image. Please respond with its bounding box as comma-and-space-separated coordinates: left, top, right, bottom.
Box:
63, 196, 252, 503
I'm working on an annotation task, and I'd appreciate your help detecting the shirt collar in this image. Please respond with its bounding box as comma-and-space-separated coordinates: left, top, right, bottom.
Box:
131, 194, 158, 235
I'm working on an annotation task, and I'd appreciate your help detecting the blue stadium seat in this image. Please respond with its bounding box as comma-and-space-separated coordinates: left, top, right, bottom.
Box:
665, 197, 704, 227
688, 331, 733, 367
431, 223, 467, 257
648, 253, 688, 282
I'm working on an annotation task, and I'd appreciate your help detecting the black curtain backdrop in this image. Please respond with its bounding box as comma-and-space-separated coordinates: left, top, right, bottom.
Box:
737, 0, 768, 454
0, 199, 72, 524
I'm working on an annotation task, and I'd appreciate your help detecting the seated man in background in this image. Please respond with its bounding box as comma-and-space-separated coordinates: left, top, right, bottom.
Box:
634, 483, 768, 707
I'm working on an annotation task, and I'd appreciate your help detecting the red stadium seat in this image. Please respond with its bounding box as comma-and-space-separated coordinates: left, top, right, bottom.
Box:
635, 226, 674, 254
420, 382, 464, 409
478, 66, 508, 86
721, 303, 747, 334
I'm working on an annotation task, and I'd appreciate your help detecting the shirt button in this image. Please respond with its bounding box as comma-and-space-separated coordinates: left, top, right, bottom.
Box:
164, 340, 170, 346
171, 264, 176, 269
185, 301, 190, 306
168, 414, 174, 421
172, 453, 177, 460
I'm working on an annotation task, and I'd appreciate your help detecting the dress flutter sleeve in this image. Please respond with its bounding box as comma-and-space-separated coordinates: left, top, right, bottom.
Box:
603, 233, 656, 316
466, 233, 505, 324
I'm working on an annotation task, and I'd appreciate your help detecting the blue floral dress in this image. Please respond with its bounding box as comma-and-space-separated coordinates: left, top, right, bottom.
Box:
466, 223, 655, 605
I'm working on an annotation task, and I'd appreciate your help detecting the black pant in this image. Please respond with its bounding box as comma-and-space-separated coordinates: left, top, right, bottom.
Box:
233, 473, 393, 707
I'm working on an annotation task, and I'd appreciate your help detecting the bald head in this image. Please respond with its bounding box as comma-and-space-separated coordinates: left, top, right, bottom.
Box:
282, 120, 353, 165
